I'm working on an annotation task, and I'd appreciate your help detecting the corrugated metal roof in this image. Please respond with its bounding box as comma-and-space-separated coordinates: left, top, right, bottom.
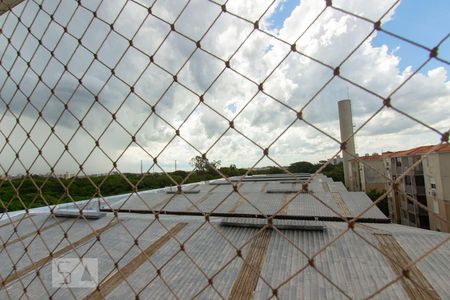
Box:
103, 175, 388, 222
3, 175, 447, 299
1, 216, 448, 299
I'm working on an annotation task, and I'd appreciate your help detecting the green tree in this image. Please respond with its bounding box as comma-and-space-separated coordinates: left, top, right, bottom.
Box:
366, 189, 389, 216
288, 161, 317, 173
219, 164, 246, 177
190, 156, 221, 174
323, 162, 344, 183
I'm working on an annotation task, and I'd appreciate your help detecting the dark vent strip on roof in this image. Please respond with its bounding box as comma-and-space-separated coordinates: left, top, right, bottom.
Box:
266, 189, 307, 194
231, 178, 310, 182
220, 217, 326, 231
54, 209, 106, 219
209, 176, 311, 185
246, 173, 310, 178
166, 190, 201, 194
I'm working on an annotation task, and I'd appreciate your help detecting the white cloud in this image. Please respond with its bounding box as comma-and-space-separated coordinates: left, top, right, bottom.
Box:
0, 0, 448, 175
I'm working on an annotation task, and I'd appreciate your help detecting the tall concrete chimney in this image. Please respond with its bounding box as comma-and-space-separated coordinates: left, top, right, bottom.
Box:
338, 99, 357, 190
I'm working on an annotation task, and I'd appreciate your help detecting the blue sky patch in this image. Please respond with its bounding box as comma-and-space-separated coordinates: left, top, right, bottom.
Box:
265, 0, 449, 75
266, 0, 300, 30
372, 0, 449, 74
227, 102, 237, 113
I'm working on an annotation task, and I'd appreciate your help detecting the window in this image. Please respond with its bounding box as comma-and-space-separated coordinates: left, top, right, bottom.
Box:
417, 196, 427, 206
415, 176, 424, 186
409, 213, 416, 224
430, 178, 436, 189
405, 176, 411, 185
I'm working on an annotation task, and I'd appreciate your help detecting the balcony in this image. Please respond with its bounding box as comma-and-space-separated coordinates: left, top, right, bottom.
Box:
419, 208, 429, 216
404, 185, 414, 195
416, 185, 426, 196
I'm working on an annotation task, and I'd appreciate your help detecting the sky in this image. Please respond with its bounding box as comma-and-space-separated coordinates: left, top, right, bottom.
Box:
267, 0, 450, 73
0, 0, 449, 175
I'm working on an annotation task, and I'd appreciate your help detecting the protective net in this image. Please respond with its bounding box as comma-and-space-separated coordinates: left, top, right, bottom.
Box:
0, 0, 449, 299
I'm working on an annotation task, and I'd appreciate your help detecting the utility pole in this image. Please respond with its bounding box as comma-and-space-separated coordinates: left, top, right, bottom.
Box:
175, 160, 177, 171
140, 160, 143, 174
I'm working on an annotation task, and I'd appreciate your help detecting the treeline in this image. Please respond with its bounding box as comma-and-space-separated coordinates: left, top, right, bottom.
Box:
287, 161, 344, 182
0, 161, 343, 212
0, 169, 246, 212
1, 173, 176, 212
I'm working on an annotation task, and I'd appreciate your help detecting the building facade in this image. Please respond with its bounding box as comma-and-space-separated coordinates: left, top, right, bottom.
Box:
358, 154, 387, 192
388, 150, 429, 229
423, 149, 450, 232
358, 144, 450, 232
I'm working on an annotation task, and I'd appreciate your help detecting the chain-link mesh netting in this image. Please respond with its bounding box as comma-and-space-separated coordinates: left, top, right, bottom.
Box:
0, 0, 449, 299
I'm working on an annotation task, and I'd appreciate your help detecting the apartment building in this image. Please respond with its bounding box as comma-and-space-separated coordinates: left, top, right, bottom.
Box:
388, 147, 429, 229
358, 144, 450, 232
358, 153, 387, 192
423, 146, 450, 232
